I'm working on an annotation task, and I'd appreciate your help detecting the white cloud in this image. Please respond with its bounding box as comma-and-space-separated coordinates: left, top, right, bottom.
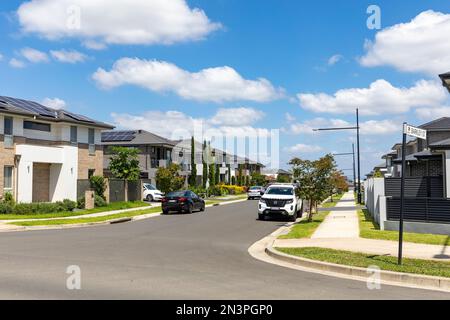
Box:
41, 97, 67, 110
284, 117, 399, 136
415, 106, 450, 120
9, 58, 26, 68
285, 144, 322, 154
209, 107, 265, 126
20, 47, 49, 63
328, 54, 343, 66
285, 113, 296, 122
111, 108, 271, 141
297, 79, 447, 115
93, 58, 283, 103
360, 10, 450, 75
17, 0, 220, 48
0, 53, 3, 61
50, 49, 87, 63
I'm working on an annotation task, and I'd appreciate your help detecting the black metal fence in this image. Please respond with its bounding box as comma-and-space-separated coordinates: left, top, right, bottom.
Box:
387, 197, 450, 224
385, 176, 443, 198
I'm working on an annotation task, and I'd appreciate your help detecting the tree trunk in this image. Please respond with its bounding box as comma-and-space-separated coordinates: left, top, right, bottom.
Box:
308, 198, 313, 222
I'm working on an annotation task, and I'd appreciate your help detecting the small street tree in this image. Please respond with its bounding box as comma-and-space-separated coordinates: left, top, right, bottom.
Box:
289, 154, 336, 222
209, 163, 216, 187
227, 164, 231, 185
155, 163, 185, 193
215, 164, 220, 185
202, 140, 208, 188
108, 146, 141, 202
251, 172, 266, 186
189, 137, 197, 186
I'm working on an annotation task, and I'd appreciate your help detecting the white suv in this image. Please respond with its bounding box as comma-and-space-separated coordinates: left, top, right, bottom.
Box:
258, 184, 302, 221
143, 183, 164, 202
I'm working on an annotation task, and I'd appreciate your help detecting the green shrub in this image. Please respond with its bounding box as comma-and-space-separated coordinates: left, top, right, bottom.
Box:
90, 175, 107, 200
62, 199, 77, 211
188, 186, 207, 197
0, 202, 13, 214
3, 192, 15, 205
95, 195, 107, 207
77, 197, 85, 209
218, 185, 245, 195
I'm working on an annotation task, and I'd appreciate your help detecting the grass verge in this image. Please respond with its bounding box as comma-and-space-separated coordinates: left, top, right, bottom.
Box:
9, 207, 161, 227
278, 193, 344, 239
276, 247, 450, 278
359, 209, 450, 246
0, 201, 149, 220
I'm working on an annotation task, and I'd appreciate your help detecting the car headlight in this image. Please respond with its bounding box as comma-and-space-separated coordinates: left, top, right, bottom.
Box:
285, 199, 293, 204
259, 198, 266, 204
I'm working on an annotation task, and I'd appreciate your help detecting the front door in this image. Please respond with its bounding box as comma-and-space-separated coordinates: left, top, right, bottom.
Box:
32, 163, 50, 202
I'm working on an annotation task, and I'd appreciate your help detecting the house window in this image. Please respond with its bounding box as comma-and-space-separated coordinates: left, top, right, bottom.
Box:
3, 117, 13, 148
23, 120, 51, 132
3, 166, 13, 191
70, 126, 78, 143
88, 128, 95, 155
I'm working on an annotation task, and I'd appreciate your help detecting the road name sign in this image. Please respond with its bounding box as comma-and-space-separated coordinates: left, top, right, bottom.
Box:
404, 124, 427, 140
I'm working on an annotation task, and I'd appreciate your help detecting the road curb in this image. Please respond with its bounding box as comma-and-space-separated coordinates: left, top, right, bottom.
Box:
259, 237, 450, 293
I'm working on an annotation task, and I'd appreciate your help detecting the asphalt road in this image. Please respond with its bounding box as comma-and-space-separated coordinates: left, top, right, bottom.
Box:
0, 200, 449, 299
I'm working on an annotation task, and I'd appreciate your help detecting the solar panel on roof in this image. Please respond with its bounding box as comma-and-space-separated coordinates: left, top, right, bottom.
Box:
102, 131, 136, 142
63, 110, 95, 123
0, 96, 55, 117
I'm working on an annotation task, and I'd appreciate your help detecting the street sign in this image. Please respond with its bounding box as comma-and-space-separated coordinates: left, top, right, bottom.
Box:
404, 124, 427, 140
398, 123, 427, 265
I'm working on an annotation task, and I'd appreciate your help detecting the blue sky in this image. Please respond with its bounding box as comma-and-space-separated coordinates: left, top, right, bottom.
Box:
1, 0, 450, 176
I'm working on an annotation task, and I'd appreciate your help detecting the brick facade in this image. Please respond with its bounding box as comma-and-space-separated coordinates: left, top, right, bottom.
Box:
0, 137, 16, 199
78, 144, 104, 179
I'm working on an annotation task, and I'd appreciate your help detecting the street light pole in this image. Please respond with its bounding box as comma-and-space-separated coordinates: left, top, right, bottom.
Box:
356, 108, 362, 204
313, 108, 362, 203
352, 143, 356, 194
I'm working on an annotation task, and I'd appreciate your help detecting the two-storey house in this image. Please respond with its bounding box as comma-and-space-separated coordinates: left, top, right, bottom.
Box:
0, 96, 113, 203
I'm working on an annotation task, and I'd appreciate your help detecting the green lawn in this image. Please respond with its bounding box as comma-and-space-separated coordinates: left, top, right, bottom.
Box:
359, 209, 450, 246
10, 207, 161, 227
276, 247, 450, 278
0, 201, 149, 220
278, 193, 344, 239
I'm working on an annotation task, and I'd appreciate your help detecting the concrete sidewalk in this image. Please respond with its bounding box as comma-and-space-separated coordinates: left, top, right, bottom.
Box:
275, 191, 450, 261
312, 191, 359, 239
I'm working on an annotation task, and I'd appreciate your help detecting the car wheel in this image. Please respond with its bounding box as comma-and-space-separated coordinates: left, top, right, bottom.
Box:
162, 209, 169, 215
200, 204, 205, 212
289, 211, 298, 222
186, 204, 193, 214
146, 194, 154, 202
258, 214, 265, 221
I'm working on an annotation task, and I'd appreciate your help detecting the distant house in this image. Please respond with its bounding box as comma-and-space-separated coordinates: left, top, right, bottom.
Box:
102, 130, 176, 183
262, 168, 293, 182
364, 117, 450, 235
102, 131, 264, 185
0, 95, 114, 203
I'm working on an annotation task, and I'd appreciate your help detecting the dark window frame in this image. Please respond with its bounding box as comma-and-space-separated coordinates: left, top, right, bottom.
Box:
23, 120, 51, 132
70, 126, 78, 143
4, 117, 13, 135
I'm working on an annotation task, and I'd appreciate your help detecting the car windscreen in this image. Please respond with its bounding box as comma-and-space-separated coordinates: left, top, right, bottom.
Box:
144, 184, 156, 190
266, 187, 293, 195
249, 187, 262, 190
166, 191, 188, 197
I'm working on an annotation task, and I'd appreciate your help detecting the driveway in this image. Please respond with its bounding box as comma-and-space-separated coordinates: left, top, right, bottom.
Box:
0, 200, 448, 299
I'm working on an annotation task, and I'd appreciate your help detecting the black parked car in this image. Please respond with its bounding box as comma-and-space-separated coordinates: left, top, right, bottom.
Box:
162, 190, 206, 214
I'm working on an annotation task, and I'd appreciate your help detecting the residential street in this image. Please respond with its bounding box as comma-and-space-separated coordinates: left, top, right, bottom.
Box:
0, 201, 448, 299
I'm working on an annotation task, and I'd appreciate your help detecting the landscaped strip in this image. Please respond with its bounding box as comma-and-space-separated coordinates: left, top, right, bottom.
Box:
359, 209, 450, 246
276, 247, 450, 278
278, 193, 344, 239
0, 201, 149, 220
9, 207, 161, 227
